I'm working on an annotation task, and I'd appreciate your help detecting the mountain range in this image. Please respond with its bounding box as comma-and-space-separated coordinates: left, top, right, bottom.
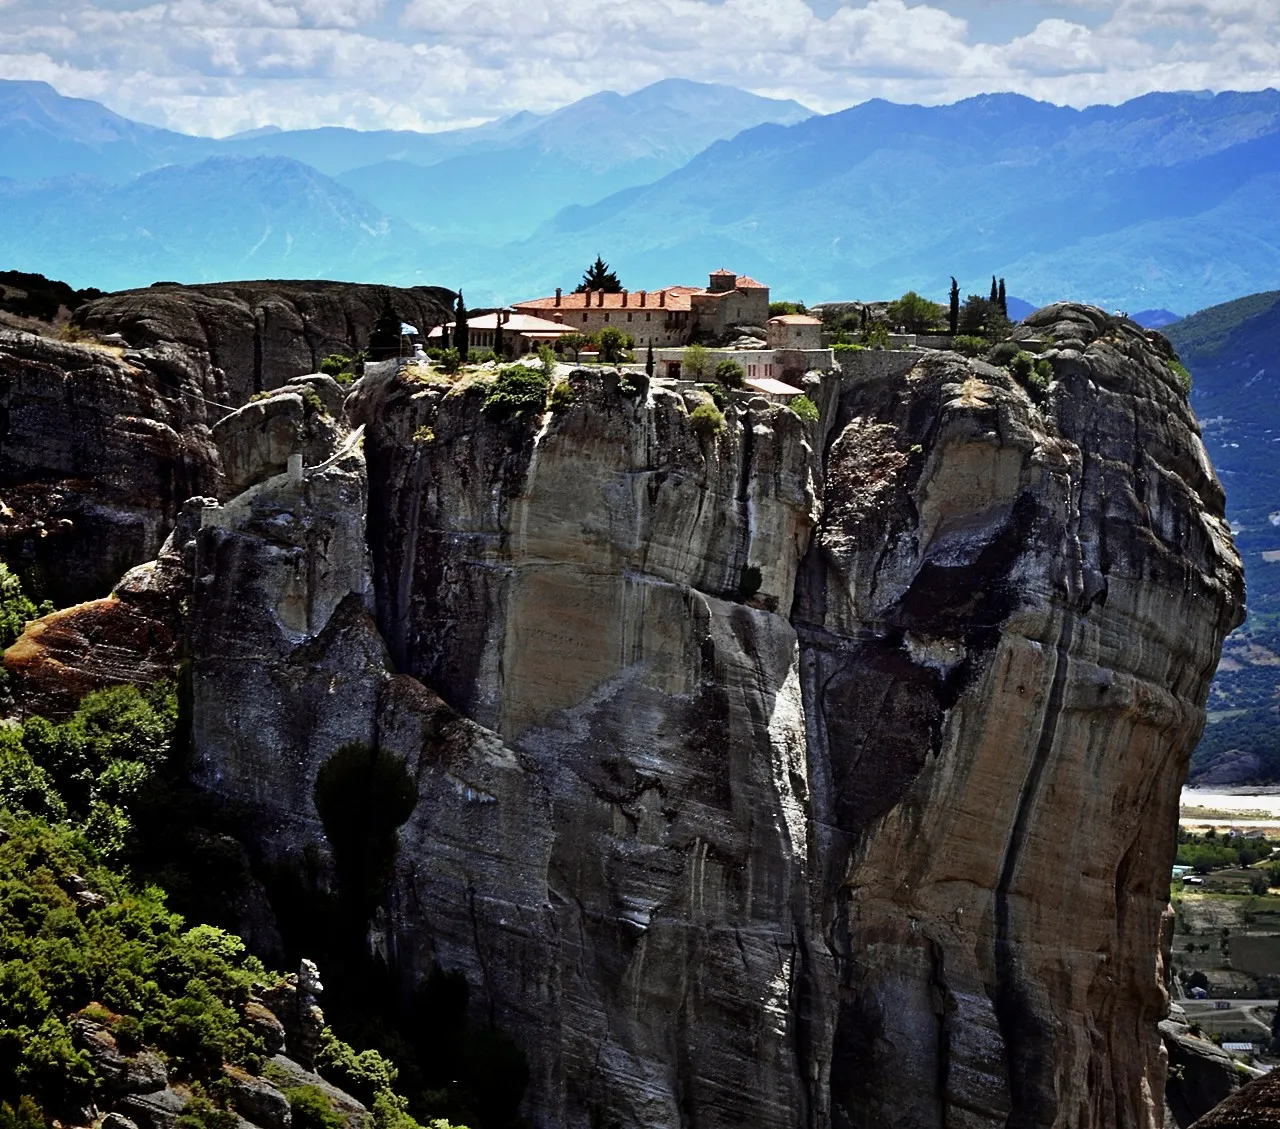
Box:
1, 79, 1279, 309
1167, 292, 1280, 783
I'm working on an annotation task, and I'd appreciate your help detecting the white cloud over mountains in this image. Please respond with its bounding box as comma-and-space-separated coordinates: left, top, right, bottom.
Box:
0, 0, 1276, 134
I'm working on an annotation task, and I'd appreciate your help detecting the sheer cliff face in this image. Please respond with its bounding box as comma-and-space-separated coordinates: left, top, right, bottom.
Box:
4, 305, 1243, 1128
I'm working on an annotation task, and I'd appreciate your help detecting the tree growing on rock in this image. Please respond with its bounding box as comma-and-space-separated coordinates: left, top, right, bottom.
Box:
949, 277, 960, 335
573, 256, 622, 294
454, 292, 469, 361
560, 332, 593, 363
597, 326, 632, 363
366, 294, 402, 361
888, 291, 944, 334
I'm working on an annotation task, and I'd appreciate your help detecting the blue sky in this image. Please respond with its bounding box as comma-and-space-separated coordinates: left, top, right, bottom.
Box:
0, 0, 1276, 135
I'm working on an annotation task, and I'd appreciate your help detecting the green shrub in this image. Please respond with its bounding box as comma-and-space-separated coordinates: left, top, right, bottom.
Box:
1170, 358, 1193, 395
1, 565, 49, 649
860, 322, 890, 349
1009, 352, 1033, 381
537, 344, 558, 375
288, 1086, 346, 1129
951, 335, 988, 357
597, 327, 633, 364
790, 396, 819, 423
714, 359, 745, 388
0, 815, 274, 1108
986, 341, 1021, 367
0, 1097, 44, 1129
317, 1028, 399, 1107
699, 383, 728, 411
831, 342, 866, 356
481, 367, 551, 421
682, 344, 711, 379
617, 375, 641, 399
436, 349, 461, 376
548, 381, 575, 412
319, 354, 352, 378
5, 682, 176, 855
175, 1095, 240, 1129
769, 301, 806, 316
689, 402, 725, 438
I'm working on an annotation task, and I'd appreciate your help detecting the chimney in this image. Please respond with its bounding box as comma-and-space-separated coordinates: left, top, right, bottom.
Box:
639, 290, 646, 308
659, 290, 666, 308
622, 290, 628, 307
555, 287, 562, 308
597, 289, 605, 307
554, 313, 563, 324
584, 290, 590, 307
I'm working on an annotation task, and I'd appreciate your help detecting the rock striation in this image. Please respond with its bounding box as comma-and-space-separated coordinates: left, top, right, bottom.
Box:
1, 304, 1246, 1128
73, 281, 454, 406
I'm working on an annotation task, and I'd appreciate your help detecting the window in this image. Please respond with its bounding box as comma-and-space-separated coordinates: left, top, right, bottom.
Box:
646, 312, 651, 321
765, 364, 773, 377
748, 364, 757, 377
582, 313, 588, 323
604, 313, 610, 322
627, 312, 633, 322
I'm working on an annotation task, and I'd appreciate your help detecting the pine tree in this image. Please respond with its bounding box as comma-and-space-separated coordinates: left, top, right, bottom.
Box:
574, 256, 623, 294
367, 293, 402, 361
494, 310, 505, 358
997, 278, 1008, 318
646, 341, 655, 377
949, 278, 960, 336
455, 292, 470, 361
990, 276, 999, 305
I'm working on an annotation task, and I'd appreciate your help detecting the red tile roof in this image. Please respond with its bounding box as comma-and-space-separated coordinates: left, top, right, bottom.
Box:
514, 289, 695, 312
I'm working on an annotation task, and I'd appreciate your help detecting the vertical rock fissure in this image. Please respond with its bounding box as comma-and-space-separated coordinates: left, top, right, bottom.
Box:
993, 605, 1077, 1128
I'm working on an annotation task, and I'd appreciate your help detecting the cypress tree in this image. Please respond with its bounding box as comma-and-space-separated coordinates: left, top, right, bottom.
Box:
494, 310, 505, 359
367, 293, 402, 361
949, 278, 960, 336
646, 341, 655, 377
989, 276, 999, 305
997, 278, 1008, 318
455, 292, 469, 361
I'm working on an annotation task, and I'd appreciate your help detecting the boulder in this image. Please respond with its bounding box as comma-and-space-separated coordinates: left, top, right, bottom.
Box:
225, 1066, 291, 1129
71, 1018, 167, 1095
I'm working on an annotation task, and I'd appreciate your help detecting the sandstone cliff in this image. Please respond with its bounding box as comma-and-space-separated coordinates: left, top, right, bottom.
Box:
2, 304, 1245, 1129
73, 281, 454, 405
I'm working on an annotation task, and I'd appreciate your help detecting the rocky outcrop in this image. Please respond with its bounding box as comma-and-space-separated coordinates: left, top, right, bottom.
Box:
1189, 1069, 1280, 1127
4, 303, 1244, 1128
0, 329, 220, 607
1162, 1015, 1242, 1127
73, 281, 454, 406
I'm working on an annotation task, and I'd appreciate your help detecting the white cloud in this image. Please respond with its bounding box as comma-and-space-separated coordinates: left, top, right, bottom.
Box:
0, 0, 1276, 135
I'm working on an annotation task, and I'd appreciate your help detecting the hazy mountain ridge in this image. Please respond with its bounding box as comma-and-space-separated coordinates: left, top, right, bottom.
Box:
2, 81, 1279, 309
1167, 292, 1280, 783
510, 89, 1280, 310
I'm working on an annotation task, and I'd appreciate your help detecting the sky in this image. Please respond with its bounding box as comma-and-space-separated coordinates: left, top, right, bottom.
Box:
0, 0, 1277, 135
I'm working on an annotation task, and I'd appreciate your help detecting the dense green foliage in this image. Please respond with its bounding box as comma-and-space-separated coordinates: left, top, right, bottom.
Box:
790, 395, 819, 423
0, 564, 48, 650
595, 327, 632, 363
1175, 829, 1268, 873
0, 814, 275, 1113
689, 402, 725, 437
0, 683, 177, 856
768, 301, 806, 316
481, 367, 551, 421
887, 291, 943, 333
681, 344, 711, 378
548, 380, 575, 412
319, 354, 357, 386
714, 359, 745, 388
1163, 291, 1280, 366
859, 321, 890, 349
